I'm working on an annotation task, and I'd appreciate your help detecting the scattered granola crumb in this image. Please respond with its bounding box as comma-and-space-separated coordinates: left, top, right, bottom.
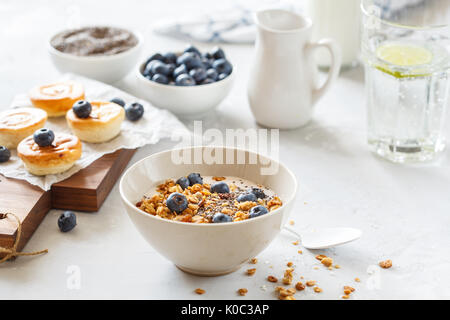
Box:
298, 250, 303, 254
334, 265, 341, 269
315, 254, 327, 261
313, 266, 319, 270
379, 259, 393, 269
247, 268, 256, 276
260, 285, 267, 291
295, 282, 305, 291
280, 295, 296, 300
355, 277, 361, 282
328, 266, 333, 270
314, 286, 322, 293
195, 288, 205, 295
282, 268, 294, 285
267, 275, 278, 283
342, 295, 350, 299
287, 262, 293, 267
212, 176, 226, 181
250, 258, 258, 264
300, 276, 304, 279
277, 287, 296, 299
237, 288, 248, 296
306, 280, 316, 287
321, 257, 333, 267
292, 240, 299, 246
289, 220, 295, 225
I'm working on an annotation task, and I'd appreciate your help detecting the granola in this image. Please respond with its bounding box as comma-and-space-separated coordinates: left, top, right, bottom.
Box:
136, 175, 282, 223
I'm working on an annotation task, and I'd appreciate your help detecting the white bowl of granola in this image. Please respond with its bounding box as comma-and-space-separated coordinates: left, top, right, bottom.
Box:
119, 146, 297, 276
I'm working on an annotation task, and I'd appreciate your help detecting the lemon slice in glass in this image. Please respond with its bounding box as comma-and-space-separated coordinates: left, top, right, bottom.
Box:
375, 42, 433, 78
376, 43, 433, 66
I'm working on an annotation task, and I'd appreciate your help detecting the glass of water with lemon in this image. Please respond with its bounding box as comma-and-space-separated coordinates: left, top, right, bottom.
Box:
361, 0, 450, 163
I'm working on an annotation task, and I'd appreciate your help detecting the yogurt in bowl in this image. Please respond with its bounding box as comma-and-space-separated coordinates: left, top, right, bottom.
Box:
119, 146, 297, 276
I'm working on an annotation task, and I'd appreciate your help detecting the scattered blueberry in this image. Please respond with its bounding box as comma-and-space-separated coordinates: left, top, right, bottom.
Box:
0, 146, 10, 163
211, 47, 226, 59
217, 73, 228, 81
110, 97, 125, 107
58, 211, 77, 232
187, 173, 203, 186
175, 74, 196, 86
249, 187, 266, 199
184, 45, 201, 57
201, 78, 215, 85
212, 212, 232, 223
33, 128, 55, 147
206, 68, 218, 80
211, 182, 230, 194
176, 177, 190, 190
213, 58, 232, 75
164, 52, 178, 64
166, 192, 188, 214
173, 64, 188, 78
152, 73, 169, 84
236, 193, 257, 202
189, 68, 207, 83
125, 102, 144, 121
248, 205, 269, 219
72, 100, 92, 118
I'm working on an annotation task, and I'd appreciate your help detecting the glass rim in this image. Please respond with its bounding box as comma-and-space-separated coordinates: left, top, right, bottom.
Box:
360, 1, 449, 30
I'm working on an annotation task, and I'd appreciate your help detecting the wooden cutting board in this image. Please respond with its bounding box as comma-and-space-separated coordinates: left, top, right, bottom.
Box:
0, 148, 136, 256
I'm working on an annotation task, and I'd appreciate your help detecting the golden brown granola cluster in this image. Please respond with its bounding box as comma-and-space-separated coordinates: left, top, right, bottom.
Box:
136, 177, 282, 223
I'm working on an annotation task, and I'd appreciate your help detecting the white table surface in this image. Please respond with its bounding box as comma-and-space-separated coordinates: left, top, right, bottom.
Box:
1, 0, 449, 300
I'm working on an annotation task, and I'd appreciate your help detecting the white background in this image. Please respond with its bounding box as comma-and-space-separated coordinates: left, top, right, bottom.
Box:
0, 0, 449, 299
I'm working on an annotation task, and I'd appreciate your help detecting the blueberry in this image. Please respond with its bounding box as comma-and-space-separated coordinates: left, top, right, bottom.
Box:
125, 102, 144, 121
33, 128, 55, 147
202, 52, 213, 60
173, 64, 188, 78
58, 211, 77, 232
150, 61, 172, 76
217, 73, 228, 81
201, 58, 213, 69
212, 212, 232, 223
0, 146, 11, 163
145, 53, 165, 65
189, 68, 207, 83
184, 44, 201, 57
175, 74, 196, 86
206, 68, 218, 80
249, 187, 266, 199
248, 205, 269, 218
213, 58, 232, 75
211, 47, 225, 59
201, 78, 215, 85
176, 52, 203, 70
164, 52, 178, 64
72, 100, 92, 118
152, 73, 169, 84
211, 182, 230, 194
187, 173, 203, 186
236, 193, 257, 202
143, 60, 160, 76
110, 97, 125, 107
166, 192, 188, 214
176, 177, 190, 190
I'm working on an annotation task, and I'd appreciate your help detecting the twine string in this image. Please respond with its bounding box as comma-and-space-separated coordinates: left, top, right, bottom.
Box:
0, 212, 48, 264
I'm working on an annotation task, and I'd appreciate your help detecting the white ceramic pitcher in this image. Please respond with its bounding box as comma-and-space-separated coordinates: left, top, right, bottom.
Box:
248, 9, 341, 129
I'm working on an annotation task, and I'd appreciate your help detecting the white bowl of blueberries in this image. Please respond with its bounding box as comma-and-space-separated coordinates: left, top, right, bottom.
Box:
135, 45, 234, 118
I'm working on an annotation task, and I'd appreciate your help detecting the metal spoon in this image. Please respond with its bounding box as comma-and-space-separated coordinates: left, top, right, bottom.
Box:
283, 226, 362, 249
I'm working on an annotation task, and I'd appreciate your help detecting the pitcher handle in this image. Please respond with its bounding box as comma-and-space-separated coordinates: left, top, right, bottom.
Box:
307, 39, 342, 104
